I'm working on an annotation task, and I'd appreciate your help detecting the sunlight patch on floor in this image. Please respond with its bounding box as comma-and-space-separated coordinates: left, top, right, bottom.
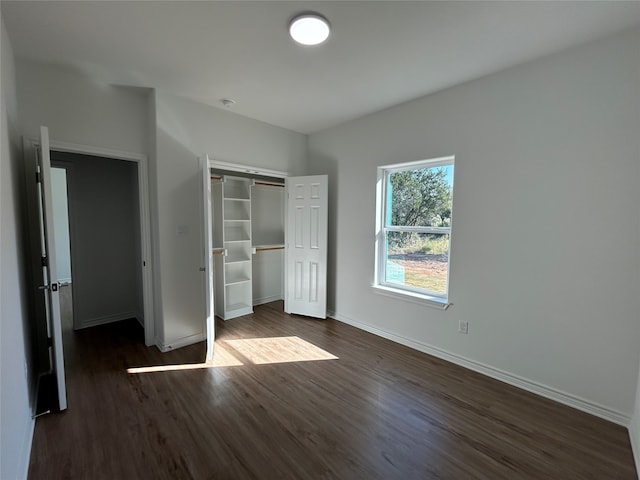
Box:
127, 362, 217, 374
127, 336, 338, 374
222, 336, 338, 365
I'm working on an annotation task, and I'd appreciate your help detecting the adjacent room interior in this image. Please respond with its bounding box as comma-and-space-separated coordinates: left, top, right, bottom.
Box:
1, 2, 640, 479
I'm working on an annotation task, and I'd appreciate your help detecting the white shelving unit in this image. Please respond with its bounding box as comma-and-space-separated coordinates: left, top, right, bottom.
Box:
210, 170, 288, 318
212, 176, 254, 320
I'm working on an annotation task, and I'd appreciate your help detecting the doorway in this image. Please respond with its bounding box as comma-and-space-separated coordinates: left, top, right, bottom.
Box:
26, 131, 155, 414
51, 151, 144, 335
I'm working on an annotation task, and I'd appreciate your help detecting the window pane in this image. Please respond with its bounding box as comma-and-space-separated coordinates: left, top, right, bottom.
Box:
385, 232, 450, 296
387, 165, 453, 227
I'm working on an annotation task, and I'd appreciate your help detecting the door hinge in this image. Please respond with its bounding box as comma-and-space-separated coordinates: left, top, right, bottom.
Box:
41, 256, 48, 267
47, 336, 53, 347
35, 171, 42, 183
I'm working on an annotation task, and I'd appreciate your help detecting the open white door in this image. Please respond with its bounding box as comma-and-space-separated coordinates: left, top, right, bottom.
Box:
285, 175, 328, 319
201, 156, 215, 361
36, 126, 68, 410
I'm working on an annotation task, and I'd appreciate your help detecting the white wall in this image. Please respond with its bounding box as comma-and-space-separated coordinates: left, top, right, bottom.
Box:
52, 152, 142, 329
51, 168, 72, 283
152, 92, 306, 349
147, 92, 162, 343
308, 28, 640, 421
253, 249, 284, 305
0, 14, 35, 480
252, 184, 285, 305
16, 60, 149, 155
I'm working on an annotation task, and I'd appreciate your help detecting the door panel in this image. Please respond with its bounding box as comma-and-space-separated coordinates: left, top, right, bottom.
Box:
285, 175, 328, 318
310, 206, 320, 249
36, 126, 68, 410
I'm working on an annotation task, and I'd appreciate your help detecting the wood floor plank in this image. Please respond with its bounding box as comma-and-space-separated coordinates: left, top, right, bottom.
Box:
28, 300, 636, 479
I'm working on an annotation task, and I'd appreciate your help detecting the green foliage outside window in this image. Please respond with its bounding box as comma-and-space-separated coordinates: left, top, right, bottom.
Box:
388, 166, 453, 251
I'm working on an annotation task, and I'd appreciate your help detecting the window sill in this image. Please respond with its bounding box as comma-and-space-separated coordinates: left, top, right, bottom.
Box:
371, 285, 452, 310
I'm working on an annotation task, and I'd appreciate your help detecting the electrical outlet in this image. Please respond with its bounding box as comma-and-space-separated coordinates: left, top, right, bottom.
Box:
458, 320, 468, 334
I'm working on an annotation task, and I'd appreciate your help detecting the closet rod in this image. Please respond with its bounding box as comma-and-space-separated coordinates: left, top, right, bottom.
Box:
210, 175, 222, 180
254, 181, 284, 188
255, 246, 285, 252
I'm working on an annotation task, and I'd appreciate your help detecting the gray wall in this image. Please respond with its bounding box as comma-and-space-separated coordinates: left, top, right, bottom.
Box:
52, 152, 142, 328
0, 14, 35, 480
308, 28, 640, 420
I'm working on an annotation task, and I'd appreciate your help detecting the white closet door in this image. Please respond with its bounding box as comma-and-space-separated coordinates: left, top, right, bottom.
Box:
201, 157, 215, 361
36, 126, 68, 410
285, 175, 328, 319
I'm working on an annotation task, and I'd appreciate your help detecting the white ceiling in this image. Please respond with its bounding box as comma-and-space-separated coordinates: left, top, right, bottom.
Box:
2, 1, 640, 134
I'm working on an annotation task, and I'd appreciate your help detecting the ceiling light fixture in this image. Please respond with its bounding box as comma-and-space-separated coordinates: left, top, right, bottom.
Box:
220, 98, 235, 108
289, 13, 330, 46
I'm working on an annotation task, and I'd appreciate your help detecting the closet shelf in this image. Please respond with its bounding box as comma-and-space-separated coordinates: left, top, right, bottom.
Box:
225, 255, 251, 264
226, 302, 252, 313
254, 180, 285, 188
224, 229, 250, 242
225, 275, 251, 286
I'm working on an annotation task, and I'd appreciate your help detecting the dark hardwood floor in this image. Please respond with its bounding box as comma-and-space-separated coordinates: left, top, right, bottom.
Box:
28, 300, 636, 479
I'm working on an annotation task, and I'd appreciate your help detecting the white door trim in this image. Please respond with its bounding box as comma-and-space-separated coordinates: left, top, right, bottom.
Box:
206, 155, 289, 179
30, 138, 155, 347
200, 155, 215, 361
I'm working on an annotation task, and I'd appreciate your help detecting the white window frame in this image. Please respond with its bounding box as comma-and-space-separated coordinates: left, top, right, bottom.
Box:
374, 156, 454, 309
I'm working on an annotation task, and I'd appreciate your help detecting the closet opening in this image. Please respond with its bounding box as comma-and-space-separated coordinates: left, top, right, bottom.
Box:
202, 156, 328, 342
201, 156, 328, 328
209, 168, 286, 321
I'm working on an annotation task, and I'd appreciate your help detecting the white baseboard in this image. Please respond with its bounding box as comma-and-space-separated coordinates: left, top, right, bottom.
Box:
18, 416, 35, 480
76, 311, 138, 330
328, 310, 630, 427
158, 332, 205, 352
253, 295, 283, 306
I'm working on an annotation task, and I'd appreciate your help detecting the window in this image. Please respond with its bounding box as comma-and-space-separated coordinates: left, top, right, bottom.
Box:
375, 156, 454, 305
